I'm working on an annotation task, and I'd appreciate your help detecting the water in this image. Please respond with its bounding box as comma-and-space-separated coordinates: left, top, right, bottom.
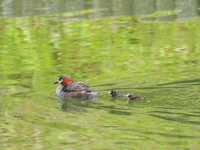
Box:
0, 0, 200, 149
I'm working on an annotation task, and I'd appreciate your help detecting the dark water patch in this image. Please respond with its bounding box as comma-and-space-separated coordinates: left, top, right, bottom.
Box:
100, 84, 187, 92
109, 110, 132, 116
111, 86, 186, 90
142, 131, 197, 138
149, 114, 200, 125
149, 110, 184, 115
93, 83, 117, 87
157, 78, 200, 86
149, 110, 200, 118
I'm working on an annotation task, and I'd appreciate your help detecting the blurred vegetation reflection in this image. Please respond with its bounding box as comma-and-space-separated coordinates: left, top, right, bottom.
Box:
0, 15, 200, 91
0, 0, 200, 149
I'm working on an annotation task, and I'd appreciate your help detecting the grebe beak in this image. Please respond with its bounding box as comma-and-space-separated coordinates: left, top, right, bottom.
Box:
53, 80, 61, 84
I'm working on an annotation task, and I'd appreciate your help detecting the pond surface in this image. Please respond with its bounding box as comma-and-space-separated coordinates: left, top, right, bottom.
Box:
1, 0, 200, 149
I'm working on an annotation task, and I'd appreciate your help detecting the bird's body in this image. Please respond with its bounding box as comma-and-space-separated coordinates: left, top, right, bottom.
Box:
54, 75, 98, 99
126, 94, 143, 100
108, 90, 126, 97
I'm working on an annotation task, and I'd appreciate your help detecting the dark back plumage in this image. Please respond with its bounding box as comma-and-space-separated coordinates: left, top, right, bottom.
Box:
126, 94, 143, 100
54, 75, 98, 99
109, 90, 126, 97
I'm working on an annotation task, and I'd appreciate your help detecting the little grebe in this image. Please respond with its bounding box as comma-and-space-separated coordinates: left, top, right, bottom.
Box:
126, 94, 144, 100
53, 75, 98, 99
108, 90, 126, 97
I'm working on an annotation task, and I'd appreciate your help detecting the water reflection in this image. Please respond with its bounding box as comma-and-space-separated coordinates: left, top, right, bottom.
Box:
56, 97, 97, 113
1, 77, 200, 149
142, 131, 197, 138
0, 0, 200, 149
149, 113, 200, 125
0, 0, 200, 21
157, 78, 200, 86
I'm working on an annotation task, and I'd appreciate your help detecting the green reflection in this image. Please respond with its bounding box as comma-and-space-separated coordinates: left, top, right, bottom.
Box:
0, 13, 200, 149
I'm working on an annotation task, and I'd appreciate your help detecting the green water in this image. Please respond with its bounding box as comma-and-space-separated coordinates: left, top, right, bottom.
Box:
1, 2, 200, 149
